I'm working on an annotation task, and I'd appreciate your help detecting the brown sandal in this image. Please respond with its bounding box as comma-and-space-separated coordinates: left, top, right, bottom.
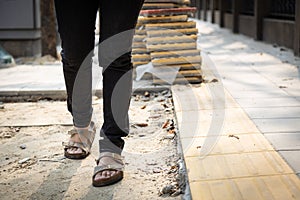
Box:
92, 152, 124, 187
63, 121, 96, 159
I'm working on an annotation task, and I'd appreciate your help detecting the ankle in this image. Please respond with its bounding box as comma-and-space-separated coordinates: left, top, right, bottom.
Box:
74, 126, 89, 130
74, 121, 91, 130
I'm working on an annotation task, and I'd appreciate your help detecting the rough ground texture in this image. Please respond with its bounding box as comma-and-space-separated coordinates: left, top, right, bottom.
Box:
0, 90, 185, 200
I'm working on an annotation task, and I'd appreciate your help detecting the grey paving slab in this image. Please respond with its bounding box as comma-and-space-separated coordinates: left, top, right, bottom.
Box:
253, 118, 300, 133
0, 65, 65, 91
215, 64, 261, 73
219, 68, 265, 79
221, 79, 281, 93
0, 63, 104, 92
0, 64, 156, 95
244, 107, 300, 119
251, 63, 300, 82
227, 89, 290, 99
197, 20, 300, 97
264, 132, 300, 150
215, 68, 266, 81
282, 86, 300, 97
255, 63, 300, 91
243, 63, 300, 98
221, 75, 272, 86
236, 97, 300, 108
234, 52, 284, 66
278, 150, 300, 174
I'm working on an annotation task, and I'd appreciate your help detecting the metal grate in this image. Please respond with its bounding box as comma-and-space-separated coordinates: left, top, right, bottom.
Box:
225, 0, 233, 13
214, 0, 220, 10
269, 0, 295, 20
240, 0, 254, 15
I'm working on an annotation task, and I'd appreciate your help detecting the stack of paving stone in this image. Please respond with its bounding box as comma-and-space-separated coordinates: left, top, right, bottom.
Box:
132, 2, 202, 84
132, 27, 151, 80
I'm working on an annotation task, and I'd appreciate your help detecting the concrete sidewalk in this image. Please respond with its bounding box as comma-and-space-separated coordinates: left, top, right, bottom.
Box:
0, 61, 155, 102
170, 19, 299, 199
194, 19, 300, 176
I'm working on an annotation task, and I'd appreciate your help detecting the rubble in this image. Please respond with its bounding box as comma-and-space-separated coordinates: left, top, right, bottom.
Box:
0, 90, 185, 199
18, 157, 31, 164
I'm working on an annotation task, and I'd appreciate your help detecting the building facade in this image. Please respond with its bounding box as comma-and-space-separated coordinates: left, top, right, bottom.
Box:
191, 0, 300, 55
0, 0, 41, 57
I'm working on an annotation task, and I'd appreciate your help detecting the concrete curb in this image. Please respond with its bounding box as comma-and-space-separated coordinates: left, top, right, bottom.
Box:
0, 85, 171, 102
0, 90, 67, 102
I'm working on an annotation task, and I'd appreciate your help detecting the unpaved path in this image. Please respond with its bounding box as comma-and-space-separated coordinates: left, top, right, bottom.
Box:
0, 91, 184, 200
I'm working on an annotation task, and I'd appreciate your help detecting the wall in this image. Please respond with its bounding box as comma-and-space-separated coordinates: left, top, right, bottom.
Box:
0, 0, 41, 57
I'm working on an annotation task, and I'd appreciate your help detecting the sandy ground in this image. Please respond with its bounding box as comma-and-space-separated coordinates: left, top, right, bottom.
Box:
0, 90, 185, 200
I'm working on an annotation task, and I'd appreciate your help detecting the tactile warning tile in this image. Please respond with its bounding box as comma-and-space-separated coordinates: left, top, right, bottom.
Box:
185, 151, 293, 182
181, 133, 274, 156
172, 84, 239, 111
175, 108, 261, 137
172, 85, 300, 200
190, 174, 300, 200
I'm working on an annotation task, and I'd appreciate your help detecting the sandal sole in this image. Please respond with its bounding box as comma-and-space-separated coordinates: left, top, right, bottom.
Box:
64, 150, 89, 160
92, 173, 124, 187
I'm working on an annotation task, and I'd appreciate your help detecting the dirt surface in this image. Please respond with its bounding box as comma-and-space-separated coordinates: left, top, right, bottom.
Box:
0, 90, 185, 200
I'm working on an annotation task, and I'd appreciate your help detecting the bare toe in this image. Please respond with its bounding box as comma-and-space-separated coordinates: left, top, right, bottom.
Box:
67, 147, 83, 154
92, 153, 124, 187
103, 170, 111, 178
94, 170, 117, 181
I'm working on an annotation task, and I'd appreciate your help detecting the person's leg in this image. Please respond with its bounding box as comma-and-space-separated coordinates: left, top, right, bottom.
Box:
93, 0, 144, 185
54, 0, 99, 156
98, 0, 144, 155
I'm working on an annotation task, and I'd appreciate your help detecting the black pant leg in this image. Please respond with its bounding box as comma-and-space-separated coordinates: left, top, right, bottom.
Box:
98, 0, 144, 154
54, 0, 99, 127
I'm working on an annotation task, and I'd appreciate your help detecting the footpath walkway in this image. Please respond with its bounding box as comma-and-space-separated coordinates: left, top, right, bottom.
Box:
0, 19, 299, 199
171, 19, 300, 199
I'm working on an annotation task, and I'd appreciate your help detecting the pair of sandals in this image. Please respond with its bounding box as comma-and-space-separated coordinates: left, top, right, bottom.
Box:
62, 121, 124, 187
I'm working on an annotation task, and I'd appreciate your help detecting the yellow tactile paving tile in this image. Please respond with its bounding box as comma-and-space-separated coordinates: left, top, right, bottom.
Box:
220, 108, 261, 135
190, 174, 300, 200
171, 84, 300, 200
176, 108, 260, 138
172, 84, 239, 111
181, 133, 274, 156
185, 151, 294, 182
187, 109, 259, 133
191, 85, 238, 110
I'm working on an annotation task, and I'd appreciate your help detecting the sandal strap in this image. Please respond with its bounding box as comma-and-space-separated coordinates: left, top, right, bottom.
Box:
96, 152, 124, 165
94, 164, 124, 175
63, 121, 96, 154
67, 129, 77, 136
68, 121, 95, 136
93, 152, 125, 178
62, 141, 89, 153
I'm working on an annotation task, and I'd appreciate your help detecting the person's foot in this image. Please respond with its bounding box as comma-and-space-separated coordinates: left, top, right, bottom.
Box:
63, 122, 96, 159
94, 156, 120, 181
92, 152, 124, 187
66, 130, 84, 155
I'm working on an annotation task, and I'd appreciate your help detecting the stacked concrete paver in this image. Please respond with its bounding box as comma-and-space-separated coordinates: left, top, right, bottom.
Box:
132, 0, 202, 84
